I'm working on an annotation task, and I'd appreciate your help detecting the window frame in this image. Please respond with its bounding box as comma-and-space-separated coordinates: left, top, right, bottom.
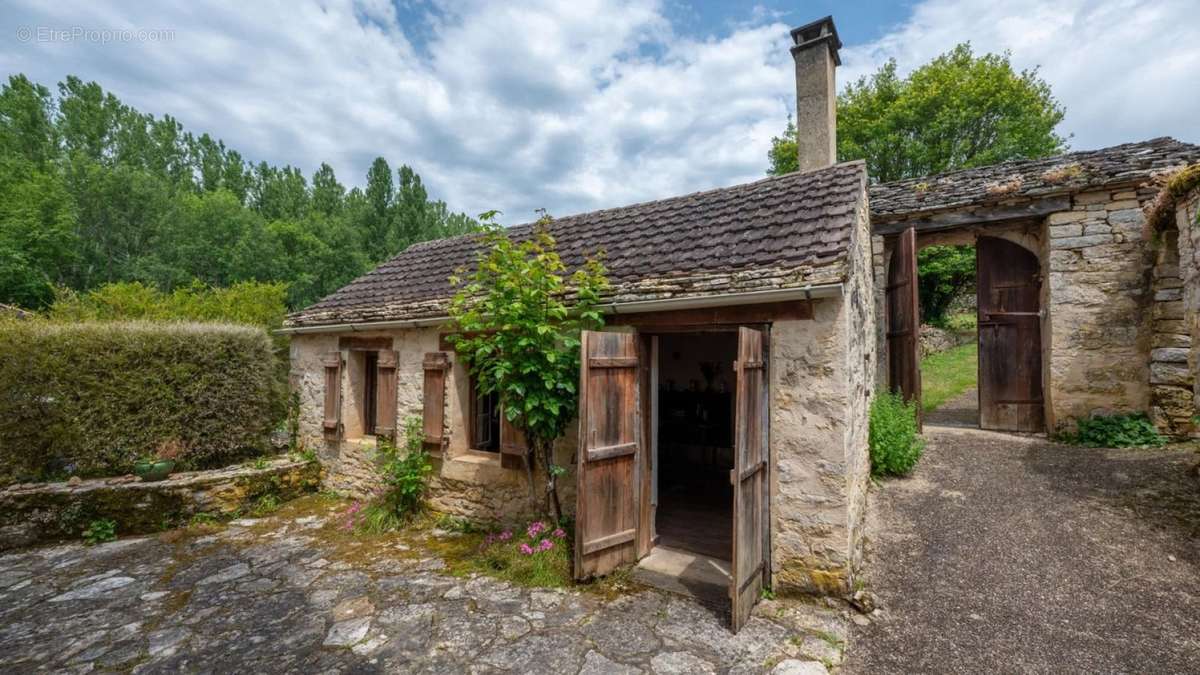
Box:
467, 374, 501, 453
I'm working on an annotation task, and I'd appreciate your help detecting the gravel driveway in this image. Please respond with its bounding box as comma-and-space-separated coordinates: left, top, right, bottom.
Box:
844, 427, 1200, 673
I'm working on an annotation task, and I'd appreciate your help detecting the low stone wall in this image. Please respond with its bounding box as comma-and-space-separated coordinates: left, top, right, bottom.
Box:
0, 458, 321, 551
919, 324, 973, 358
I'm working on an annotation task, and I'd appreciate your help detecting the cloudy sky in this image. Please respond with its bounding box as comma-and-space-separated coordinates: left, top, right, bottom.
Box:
2, 0, 1197, 221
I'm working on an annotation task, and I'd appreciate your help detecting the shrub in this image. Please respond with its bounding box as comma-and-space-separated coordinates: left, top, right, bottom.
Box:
869, 392, 924, 477
82, 518, 116, 545
1065, 413, 1166, 448
0, 321, 285, 483
357, 417, 433, 533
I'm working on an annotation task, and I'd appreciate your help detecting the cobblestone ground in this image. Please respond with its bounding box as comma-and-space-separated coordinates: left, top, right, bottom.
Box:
0, 497, 850, 674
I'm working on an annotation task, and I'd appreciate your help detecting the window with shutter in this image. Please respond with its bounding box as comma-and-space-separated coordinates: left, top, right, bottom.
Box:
321, 352, 343, 441
375, 350, 399, 439
421, 352, 449, 450
469, 376, 500, 452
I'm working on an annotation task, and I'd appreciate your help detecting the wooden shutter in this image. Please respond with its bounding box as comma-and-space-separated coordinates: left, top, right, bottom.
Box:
321, 352, 343, 441
422, 352, 449, 450
977, 237, 1044, 432
731, 327, 768, 633
575, 331, 641, 580
499, 410, 528, 470
374, 350, 399, 439
499, 410, 527, 456
886, 226, 922, 426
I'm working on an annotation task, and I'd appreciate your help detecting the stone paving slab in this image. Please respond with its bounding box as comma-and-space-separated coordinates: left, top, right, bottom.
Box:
0, 497, 852, 673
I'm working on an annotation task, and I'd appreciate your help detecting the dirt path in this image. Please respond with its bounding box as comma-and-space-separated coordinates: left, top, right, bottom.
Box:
923, 387, 978, 428
844, 427, 1200, 673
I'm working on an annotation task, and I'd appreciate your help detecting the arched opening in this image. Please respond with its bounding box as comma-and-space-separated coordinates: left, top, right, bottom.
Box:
886, 228, 1046, 432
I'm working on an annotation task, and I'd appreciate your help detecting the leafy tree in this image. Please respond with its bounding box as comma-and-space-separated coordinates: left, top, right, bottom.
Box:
917, 245, 975, 325
0, 73, 477, 310
768, 43, 1067, 181
447, 212, 608, 523
767, 44, 1066, 325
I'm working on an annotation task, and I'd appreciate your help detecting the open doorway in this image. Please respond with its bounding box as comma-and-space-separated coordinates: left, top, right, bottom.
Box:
917, 242, 980, 428
893, 231, 1045, 432
633, 330, 737, 606
654, 331, 736, 559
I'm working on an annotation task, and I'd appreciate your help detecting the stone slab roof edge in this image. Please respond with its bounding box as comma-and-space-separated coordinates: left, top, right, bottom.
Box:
286, 160, 868, 328
869, 137, 1200, 222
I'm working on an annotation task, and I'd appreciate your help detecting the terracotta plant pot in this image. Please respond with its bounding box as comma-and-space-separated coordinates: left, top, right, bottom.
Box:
134, 459, 176, 482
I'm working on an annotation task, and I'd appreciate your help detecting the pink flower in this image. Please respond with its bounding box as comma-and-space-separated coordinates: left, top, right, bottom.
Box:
526, 521, 547, 538
538, 538, 554, 551
552, 528, 566, 539
519, 543, 534, 555
498, 530, 513, 541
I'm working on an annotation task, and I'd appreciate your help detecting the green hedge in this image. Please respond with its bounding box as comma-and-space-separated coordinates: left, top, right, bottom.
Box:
0, 321, 285, 483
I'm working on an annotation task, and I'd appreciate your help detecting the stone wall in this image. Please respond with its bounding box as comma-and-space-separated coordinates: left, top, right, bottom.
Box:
1046, 187, 1159, 430
771, 193, 875, 595
1148, 221, 1196, 436
1174, 190, 1200, 433
290, 329, 572, 524
0, 459, 320, 550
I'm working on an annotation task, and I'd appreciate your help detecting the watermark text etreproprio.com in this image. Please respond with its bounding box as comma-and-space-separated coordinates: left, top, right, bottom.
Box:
15, 26, 175, 44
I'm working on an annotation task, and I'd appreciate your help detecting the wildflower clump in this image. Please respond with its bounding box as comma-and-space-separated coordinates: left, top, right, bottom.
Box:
476, 519, 571, 587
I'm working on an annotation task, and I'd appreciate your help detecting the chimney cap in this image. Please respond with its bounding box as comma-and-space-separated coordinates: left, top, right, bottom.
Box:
790, 16, 842, 66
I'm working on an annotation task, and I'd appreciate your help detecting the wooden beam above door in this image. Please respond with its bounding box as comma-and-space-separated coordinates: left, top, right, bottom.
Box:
610, 300, 812, 329
872, 195, 1070, 236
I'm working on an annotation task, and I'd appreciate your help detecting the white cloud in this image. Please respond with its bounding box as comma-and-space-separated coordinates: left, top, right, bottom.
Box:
0, 0, 1195, 222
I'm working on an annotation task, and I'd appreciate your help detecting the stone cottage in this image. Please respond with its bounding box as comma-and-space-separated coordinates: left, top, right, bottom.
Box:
283, 16, 1199, 628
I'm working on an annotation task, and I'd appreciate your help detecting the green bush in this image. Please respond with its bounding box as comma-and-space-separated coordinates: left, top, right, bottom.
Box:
0, 321, 285, 483
1065, 413, 1166, 448
357, 417, 433, 533
942, 312, 977, 334
82, 518, 117, 546
869, 392, 924, 477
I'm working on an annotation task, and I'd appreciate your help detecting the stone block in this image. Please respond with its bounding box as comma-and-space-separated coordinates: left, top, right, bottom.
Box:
1113, 191, 1137, 200
1107, 209, 1144, 225
1074, 191, 1111, 205
1154, 300, 1186, 320
1153, 333, 1191, 349
1105, 199, 1141, 211
1050, 224, 1083, 238
1155, 288, 1183, 302
1150, 362, 1192, 386
1051, 234, 1112, 250
1082, 223, 1112, 236
1156, 319, 1188, 334
1047, 211, 1087, 224
1151, 347, 1190, 364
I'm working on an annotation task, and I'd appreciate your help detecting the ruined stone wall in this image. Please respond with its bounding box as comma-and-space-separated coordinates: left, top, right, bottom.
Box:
1175, 191, 1200, 433
1148, 215, 1196, 436
1045, 187, 1158, 430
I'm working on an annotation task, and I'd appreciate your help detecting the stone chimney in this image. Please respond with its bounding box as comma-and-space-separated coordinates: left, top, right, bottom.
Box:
790, 16, 842, 172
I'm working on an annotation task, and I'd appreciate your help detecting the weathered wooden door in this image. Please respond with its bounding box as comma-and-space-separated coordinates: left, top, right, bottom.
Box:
575, 331, 641, 579
731, 327, 768, 632
887, 227, 922, 423
977, 237, 1044, 431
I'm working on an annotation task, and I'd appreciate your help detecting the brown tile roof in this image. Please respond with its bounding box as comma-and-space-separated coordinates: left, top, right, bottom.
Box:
286, 160, 867, 327
869, 137, 1200, 222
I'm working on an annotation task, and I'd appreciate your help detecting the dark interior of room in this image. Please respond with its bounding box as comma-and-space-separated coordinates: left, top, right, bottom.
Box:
655, 331, 736, 561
